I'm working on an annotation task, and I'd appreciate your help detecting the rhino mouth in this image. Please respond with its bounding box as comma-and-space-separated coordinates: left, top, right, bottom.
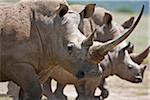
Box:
130, 76, 143, 83
76, 70, 85, 79
76, 66, 102, 79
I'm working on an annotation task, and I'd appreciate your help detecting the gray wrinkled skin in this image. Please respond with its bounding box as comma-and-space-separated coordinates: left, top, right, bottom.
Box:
6, 2, 147, 100
0, 1, 104, 99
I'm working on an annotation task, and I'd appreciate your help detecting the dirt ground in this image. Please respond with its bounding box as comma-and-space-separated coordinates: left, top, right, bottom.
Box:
63, 66, 150, 100
0, 5, 150, 100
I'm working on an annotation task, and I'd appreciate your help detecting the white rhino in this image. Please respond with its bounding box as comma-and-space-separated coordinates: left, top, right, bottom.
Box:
0, 0, 134, 99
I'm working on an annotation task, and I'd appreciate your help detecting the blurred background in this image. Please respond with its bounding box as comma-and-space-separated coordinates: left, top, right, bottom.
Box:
0, 0, 149, 100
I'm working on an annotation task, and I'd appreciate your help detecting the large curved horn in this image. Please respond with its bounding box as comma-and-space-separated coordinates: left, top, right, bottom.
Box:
131, 46, 150, 64
89, 5, 144, 63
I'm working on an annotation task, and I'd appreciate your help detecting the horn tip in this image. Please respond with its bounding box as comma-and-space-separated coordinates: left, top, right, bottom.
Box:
142, 5, 145, 11
142, 5, 144, 8
128, 42, 131, 45
145, 45, 150, 52
147, 45, 150, 51
126, 42, 131, 47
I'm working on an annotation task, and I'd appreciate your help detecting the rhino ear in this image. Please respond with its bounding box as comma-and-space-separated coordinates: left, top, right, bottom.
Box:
119, 42, 131, 56
141, 65, 147, 77
103, 12, 112, 26
121, 42, 131, 51
80, 4, 96, 18
57, 4, 68, 17
122, 17, 135, 29
126, 42, 134, 53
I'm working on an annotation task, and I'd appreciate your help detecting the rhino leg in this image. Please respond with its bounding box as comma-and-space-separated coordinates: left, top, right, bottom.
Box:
43, 78, 57, 100
76, 84, 100, 100
99, 80, 109, 99
76, 85, 88, 100
5, 63, 42, 100
53, 82, 67, 100
7, 81, 20, 100
76, 85, 100, 100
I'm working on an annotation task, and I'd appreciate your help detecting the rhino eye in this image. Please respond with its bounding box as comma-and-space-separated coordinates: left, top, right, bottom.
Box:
128, 64, 133, 69
67, 43, 75, 53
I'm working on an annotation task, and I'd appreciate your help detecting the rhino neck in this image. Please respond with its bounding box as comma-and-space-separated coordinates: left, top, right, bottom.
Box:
100, 52, 115, 79
30, 14, 61, 67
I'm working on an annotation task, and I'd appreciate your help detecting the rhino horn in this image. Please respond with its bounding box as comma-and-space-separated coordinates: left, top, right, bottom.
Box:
82, 29, 97, 47
89, 5, 144, 63
131, 46, 150, 64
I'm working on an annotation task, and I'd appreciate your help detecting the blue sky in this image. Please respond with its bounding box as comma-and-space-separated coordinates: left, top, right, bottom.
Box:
67, 0, 149, 14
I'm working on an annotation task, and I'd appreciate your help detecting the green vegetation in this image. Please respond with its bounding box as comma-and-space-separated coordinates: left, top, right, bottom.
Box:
116, 7, 134, 13
0, 97, 12, 100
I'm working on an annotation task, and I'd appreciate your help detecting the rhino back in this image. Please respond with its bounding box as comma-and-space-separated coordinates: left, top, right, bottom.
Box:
0, 2, 32, 40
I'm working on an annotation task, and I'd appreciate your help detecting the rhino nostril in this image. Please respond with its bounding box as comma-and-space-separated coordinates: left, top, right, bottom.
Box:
76, 70, 85, 79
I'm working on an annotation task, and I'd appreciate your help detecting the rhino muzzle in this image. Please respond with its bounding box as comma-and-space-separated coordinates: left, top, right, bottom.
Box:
134, 76, 143, 83
76, 66, 102, 79
76, 70, 85, 79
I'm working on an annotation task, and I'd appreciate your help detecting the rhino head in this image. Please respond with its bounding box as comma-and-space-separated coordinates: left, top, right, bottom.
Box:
111, 42, 147, 83
119, 42, 149, 64
92, 7, 137, 42
31, 1, 144, 79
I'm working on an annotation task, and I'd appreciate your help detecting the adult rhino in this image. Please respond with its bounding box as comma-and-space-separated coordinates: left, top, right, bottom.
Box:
69, 4, 148, 64
0, 0, 134, 100
40, 4, 147, 100
7, 4, 146, 100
